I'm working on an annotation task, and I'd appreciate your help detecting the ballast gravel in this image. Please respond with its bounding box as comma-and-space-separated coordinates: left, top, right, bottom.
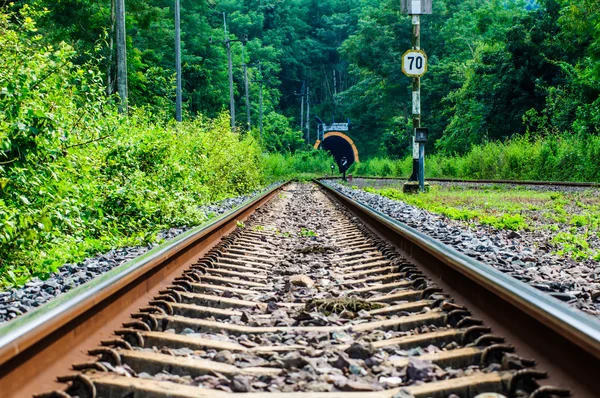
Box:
108, 184, 499, 393
0, 184, 281, 324
327, 181, 600, 317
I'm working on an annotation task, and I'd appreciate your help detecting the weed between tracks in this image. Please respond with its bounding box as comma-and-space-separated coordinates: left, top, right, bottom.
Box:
361, 184, 600, 261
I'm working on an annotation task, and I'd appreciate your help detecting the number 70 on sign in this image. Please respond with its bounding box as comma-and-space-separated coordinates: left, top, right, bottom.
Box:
402, 49, 427, 77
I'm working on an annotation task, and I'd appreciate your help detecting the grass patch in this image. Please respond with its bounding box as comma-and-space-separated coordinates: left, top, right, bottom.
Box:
299, 228, 318, 237
551, 232, 598, 261
361, 184, 600, 260
363, 185, 534, 231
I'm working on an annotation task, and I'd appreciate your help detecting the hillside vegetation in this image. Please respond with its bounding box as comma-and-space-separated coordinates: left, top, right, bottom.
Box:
11, 0, 599, 158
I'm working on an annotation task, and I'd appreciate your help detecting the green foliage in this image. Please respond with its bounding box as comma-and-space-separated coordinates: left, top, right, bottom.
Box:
552, 232, 596, 261
8, 0, 600, 159
361, 183, 600, 259
349, 158, 412, 178
352, 132, 600, 183
0, 9, 263, 288
261, 150, 334, 180
261, 112, 306, 153
299, 228, 317, 237
422, 134, 600, 182
364, 186, 527, 231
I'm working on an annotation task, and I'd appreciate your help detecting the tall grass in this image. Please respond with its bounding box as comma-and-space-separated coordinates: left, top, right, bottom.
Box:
349, 157, 412, 177
347, 134, 600, 182
426, 134, 600, 182
262, 151, 334, 180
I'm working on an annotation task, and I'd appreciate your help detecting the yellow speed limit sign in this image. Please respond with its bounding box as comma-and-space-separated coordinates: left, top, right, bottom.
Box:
402, 49, 427, 77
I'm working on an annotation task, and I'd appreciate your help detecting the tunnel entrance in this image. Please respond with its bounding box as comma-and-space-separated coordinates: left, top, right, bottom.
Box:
314, 132, 359, 173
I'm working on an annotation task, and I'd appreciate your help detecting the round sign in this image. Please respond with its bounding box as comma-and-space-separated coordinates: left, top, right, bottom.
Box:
402, 49, 428, 77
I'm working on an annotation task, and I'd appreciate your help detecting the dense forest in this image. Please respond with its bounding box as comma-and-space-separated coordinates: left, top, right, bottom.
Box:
1, 0, 599, 286
6, 0, 598, 157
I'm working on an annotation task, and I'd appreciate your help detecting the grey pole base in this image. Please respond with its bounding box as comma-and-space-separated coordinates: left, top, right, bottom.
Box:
402, 180, 430, 193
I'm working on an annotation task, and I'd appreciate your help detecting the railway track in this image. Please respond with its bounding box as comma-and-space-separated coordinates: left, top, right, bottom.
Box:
332, 177, 600, 188
0, 182, 599, 397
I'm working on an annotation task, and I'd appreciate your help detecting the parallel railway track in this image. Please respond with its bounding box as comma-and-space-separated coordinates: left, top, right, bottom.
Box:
333, 177, 600, 188
0, 181, 599, 397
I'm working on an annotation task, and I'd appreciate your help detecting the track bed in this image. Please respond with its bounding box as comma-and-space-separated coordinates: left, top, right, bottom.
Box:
1, 183, 599, 397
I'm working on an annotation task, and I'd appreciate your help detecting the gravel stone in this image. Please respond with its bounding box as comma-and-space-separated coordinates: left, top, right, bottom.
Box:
289, 274, 315, 288
327, 181, 600, 316
0, 183, 282, 324
213, 350, 235, 365
345, 342, 374, 360
66, 183, 517, 394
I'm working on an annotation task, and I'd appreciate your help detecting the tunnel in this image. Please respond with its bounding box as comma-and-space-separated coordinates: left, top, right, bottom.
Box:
314, 132, 360, 173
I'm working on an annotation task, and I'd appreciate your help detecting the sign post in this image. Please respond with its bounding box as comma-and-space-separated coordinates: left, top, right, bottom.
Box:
401, 0, 431, 193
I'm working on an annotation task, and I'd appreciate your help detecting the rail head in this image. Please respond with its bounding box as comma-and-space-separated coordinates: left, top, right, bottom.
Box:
317, 179, 600, 361
0, 182, 288, 368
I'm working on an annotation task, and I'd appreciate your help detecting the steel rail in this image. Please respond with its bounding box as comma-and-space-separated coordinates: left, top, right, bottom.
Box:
325, 176, 600, 188
0, 182, 288, 398
317, 179, 600, 397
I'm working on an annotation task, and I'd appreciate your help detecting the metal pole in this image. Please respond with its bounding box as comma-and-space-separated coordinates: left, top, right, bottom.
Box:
300, 81, 305, 140
224, 13, 235, 130
175, 0, 182, 122
418, 142, 425, 192
242, 44, 251, 132
115, 0, 127, 114
409, 14, 420, 182
258, 63, 264, 145
333, 68, 337, 95
306, 86, 310, 142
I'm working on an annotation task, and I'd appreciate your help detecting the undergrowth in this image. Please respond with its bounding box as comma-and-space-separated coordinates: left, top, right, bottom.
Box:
0, 9, 263, 288
346, 134, 600, 183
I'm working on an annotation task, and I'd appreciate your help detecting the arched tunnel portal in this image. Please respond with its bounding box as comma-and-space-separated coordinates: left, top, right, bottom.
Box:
314, 132, 359, 172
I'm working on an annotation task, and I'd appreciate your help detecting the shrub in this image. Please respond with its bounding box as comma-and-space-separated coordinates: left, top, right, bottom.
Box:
0, 8, 263, 287
352, 134, 600, 183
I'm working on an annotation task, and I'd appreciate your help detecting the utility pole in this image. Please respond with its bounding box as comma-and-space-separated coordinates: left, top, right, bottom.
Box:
250, 62, 265, 144
307, 87, 311, 142
242, 42, 251, 132
401, 0, 431, 193
175, 0, 182, 122
294, 81, 307, 142
333, 68, 337, 95
107, 0, 115, 97
409, 14, 420, 183
115, 0, 127, 113
258, 63, 264, 144
224, 13, 235, 130
300, 81, 305, 133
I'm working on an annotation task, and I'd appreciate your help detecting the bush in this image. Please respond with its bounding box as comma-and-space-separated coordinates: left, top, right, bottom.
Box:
424, 134, 600, 182
261, 112, 306, 154
262, 150, 333, 180
349, 157, 412, 177
350, 134, 600, 183
0, 8, 263, 287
